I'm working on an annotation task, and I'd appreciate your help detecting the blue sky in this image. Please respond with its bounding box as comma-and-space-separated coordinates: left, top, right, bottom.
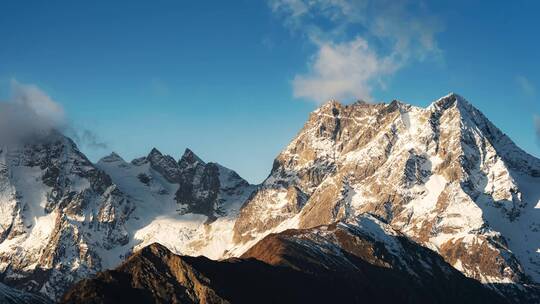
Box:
1, 0, 539, 183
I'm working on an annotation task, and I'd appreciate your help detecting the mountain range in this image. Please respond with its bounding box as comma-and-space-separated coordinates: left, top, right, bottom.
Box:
0, 93, 539, 303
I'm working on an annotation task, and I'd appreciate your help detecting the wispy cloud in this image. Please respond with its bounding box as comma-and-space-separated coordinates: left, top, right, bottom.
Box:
516, 75, 536, 97
0, 79, 65, 144
0, 79, 108, 150
293, 38, 396, 102
68, 129, 108, 150
269, 0, 443, 103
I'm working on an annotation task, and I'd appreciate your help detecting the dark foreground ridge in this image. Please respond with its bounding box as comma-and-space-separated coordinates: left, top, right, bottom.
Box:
62, 216, 507, 304
0, 283, 51, 304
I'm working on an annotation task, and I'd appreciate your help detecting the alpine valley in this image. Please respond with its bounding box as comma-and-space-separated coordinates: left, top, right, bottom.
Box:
0, 93, 539, 303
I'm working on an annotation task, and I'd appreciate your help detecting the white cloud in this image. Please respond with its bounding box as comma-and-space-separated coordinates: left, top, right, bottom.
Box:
270, 0, 308, 18
0, 79, 65, 144
293, 37, 396, 102
517, 75, 536, 96
9, 79, 65, 126
269, 0, 443, 103
0, 80, 107, 150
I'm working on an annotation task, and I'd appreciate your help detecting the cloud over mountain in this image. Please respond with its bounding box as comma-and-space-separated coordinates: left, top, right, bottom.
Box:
269, 0, 443, 103
0, 79, 65, 144
0, 79, 107, 150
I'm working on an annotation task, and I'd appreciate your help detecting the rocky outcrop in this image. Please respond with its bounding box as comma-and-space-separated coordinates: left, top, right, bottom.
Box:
0, 132, 134, 299
128, 148, 252, 220
62, 243, 228, 304
175, 149, 250, 220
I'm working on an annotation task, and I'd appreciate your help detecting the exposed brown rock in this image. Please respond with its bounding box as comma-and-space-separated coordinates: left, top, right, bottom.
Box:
63, 219, 509, 304
232, 94, 540, 293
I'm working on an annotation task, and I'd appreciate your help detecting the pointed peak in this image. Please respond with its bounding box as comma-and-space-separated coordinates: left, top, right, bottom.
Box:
312, 99, 345, 118
385, 99, 408, 112
147, 147, 162, 158
98, 152, 125, 163
322, 98, 343, 108
431, 92, 472, 110
145, 148, 180, 182
442, 92, 460, 99
179, 148, 205, 166
133, 242, 174, 260
315, 98, 342, 109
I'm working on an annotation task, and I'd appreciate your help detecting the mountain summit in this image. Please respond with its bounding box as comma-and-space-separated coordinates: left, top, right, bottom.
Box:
233, 93, 540, 291
0, 94, 538, 302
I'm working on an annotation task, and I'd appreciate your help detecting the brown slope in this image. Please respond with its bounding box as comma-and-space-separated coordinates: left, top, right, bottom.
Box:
241, 217, 510, 304
62, 216, 508, 304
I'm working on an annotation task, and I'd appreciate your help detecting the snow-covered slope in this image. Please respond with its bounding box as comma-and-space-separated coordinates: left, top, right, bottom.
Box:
62, 215, 507, 304
96, 148, 255, 260
0, 132, 133, 299
233, 94, 540, 292
0, 134, 254, 300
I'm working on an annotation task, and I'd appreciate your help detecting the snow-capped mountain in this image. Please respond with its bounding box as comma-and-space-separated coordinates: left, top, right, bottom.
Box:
0, 133, 254, 300
96, 147, 255, 259
0, 93, 539, 302
233, 94, 540, 291
0, 132, 133, 299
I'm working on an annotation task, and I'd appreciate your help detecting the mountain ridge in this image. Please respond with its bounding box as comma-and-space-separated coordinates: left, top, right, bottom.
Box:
62, 215, 509, 304
232, 93, 540, 289
0, 93, 538, 301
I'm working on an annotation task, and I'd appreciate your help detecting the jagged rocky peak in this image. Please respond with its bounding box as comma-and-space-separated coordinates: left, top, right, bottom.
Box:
98, 145, 253, 219
135, 147, 207, 184
179, 148, 205, 169
431, 92, 467, 108
429, 92, 491, 118
144, 147, 181, 183
233, 93, 540, 292
175, 148, 253, 219
429, 92, 506, 136
430, 92, 540, 175
0, 131, 134, 300
0, 129, 85, 168
98, 152, 125, 163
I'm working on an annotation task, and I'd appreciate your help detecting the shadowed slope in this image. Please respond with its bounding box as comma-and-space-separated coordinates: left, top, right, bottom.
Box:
62, 215, 507, 304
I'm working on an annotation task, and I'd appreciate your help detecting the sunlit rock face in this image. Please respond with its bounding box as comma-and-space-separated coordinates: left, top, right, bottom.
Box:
233, 94, 540, 290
